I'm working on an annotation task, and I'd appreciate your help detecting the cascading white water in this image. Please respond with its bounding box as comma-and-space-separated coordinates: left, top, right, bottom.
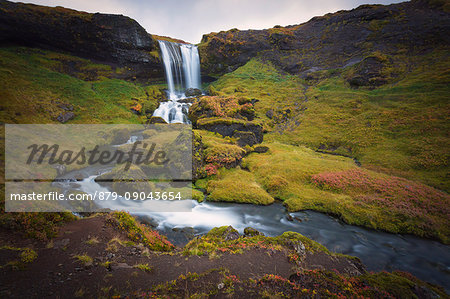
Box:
153, 40, 202, 124
180, 44, 201, 90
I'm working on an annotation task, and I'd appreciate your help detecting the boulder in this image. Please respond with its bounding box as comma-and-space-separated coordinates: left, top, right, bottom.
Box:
244, 227, 263, 237
185, 88, 202, 97
253, 146, 269, 153
56, 102, 74, 111
207, 226, 240, 241
147, 116, 167, 124
197, 118, 263, 144
56, 111, 75, 123
189, 96, 255, 125
286, 240, 306, 258
94, 164, 154, 195
233, 130, 258, 147
110, 128, 130, 145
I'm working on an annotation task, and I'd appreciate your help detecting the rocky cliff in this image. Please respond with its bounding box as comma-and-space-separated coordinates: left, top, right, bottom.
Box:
0, 0, 163, 81
199, 0, 450, 79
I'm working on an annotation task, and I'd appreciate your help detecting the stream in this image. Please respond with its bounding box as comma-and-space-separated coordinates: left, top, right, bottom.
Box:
56, 166, 450, 291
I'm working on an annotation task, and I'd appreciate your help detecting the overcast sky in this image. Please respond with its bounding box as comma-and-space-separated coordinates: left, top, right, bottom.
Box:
12, 0, 405, 43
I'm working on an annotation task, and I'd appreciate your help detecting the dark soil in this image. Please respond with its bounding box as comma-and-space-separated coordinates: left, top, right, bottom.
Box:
0, 215, 367, 298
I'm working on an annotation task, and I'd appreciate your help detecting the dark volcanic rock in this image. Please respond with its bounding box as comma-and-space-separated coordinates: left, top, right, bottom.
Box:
348, 56, 390, 87
199, 1, 450, 78
222, 226, 240, 241
233, 130, 258, 147
197, 118, 263, 143
253, 146, 269, 153
0, 0, 163, 81
56, 111, 75, 123
185, 88, 202, 97
56, 102, 74, 111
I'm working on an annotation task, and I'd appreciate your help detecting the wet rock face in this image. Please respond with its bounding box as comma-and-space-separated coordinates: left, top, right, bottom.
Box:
0, 0, 163, 81
197, 119, 263, 144
185, 88, 202, 97
233, 131, 258, 147
199, 1, 450, 78
348, 56, 389, 88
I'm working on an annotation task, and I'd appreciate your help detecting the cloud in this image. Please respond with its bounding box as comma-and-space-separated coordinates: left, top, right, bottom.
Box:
11, 0, 405, 43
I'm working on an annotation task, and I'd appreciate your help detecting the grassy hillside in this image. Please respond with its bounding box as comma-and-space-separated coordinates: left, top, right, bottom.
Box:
0, 45, 167, 239
208, 49, 450, 192
198, 48, 450, 243
0, 46, 164, 124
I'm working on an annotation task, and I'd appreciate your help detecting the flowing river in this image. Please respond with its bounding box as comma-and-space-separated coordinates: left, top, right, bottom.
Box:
55, 164, 450, 292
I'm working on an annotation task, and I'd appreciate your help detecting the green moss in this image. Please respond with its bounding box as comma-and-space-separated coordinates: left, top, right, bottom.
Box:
360, 271, 447, 298
192, 189, 204, 202
0, 188, 77, 240
205, 168, 274, 205
197, 117, 249, 127
197, 130, 245, 170
106, 211, 174, 251
183, 227, 332, 258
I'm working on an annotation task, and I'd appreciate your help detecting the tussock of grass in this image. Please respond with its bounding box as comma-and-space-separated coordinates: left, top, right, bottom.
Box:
0, 192, 77, 240
205, 168, 274, 205
74, 254, 93, 266
106, 211, 174, 252
85, 236, 99, 245
0, 246, 38, 270
133, 263, 152, 272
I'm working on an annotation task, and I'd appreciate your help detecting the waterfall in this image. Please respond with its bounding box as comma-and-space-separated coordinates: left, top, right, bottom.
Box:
153, 40, 202, 123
